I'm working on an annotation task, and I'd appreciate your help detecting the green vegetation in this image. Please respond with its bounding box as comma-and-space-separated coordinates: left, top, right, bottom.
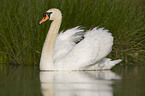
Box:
0, 0, 144, 66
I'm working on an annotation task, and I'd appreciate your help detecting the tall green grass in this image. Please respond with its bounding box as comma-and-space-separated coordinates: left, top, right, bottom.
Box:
0, 0, 145, 65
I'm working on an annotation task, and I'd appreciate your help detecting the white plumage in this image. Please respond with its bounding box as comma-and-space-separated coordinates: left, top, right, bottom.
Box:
54, 27, 121, 70
39, 8, 121, 70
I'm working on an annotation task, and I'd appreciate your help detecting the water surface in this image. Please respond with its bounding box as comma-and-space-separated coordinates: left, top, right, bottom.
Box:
0, 65, 145, 96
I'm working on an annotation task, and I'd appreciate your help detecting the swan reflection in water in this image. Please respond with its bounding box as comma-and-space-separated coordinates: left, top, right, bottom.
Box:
40, 70, 121, 96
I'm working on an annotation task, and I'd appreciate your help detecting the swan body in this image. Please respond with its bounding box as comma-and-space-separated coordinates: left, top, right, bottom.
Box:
39, 8, 121, 70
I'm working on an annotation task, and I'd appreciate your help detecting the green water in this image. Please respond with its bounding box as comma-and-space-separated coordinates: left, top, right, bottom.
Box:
0, 65, 145, 96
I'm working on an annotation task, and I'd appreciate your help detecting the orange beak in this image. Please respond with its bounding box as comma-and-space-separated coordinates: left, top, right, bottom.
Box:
39, 14, 49, 24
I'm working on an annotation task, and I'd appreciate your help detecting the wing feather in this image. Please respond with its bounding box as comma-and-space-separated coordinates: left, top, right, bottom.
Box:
54, 26, 84, 63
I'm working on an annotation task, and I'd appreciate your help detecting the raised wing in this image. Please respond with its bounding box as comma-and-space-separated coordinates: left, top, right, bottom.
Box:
61, 36, 100, 70
53, 26, 84, 63
59, 27, 114, 70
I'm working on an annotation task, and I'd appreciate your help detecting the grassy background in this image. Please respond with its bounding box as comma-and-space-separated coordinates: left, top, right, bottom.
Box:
0, 0, 145, 66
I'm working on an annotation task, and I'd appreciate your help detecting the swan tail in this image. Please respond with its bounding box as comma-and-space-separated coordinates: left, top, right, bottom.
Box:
100, 58, 122, 69
87, 58, 122, 70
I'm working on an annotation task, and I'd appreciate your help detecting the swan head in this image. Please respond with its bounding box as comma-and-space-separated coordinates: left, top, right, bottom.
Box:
39, 8, 62, 24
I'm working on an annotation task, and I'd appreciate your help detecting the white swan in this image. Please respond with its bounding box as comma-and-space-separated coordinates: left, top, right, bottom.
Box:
39, 8, 121, 70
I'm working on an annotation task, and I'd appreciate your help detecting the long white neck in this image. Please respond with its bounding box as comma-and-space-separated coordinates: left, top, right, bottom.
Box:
40, 19, 62, 70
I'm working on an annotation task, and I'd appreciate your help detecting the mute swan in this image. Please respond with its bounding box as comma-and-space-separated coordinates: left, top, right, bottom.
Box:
39, 8, 121, 70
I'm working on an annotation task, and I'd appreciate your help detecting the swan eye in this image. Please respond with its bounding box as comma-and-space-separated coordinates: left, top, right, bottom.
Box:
43, 13, 46, 17
43, 12, 53, 17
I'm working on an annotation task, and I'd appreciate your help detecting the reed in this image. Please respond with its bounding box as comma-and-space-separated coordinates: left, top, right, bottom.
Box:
0, 0, 144, 65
